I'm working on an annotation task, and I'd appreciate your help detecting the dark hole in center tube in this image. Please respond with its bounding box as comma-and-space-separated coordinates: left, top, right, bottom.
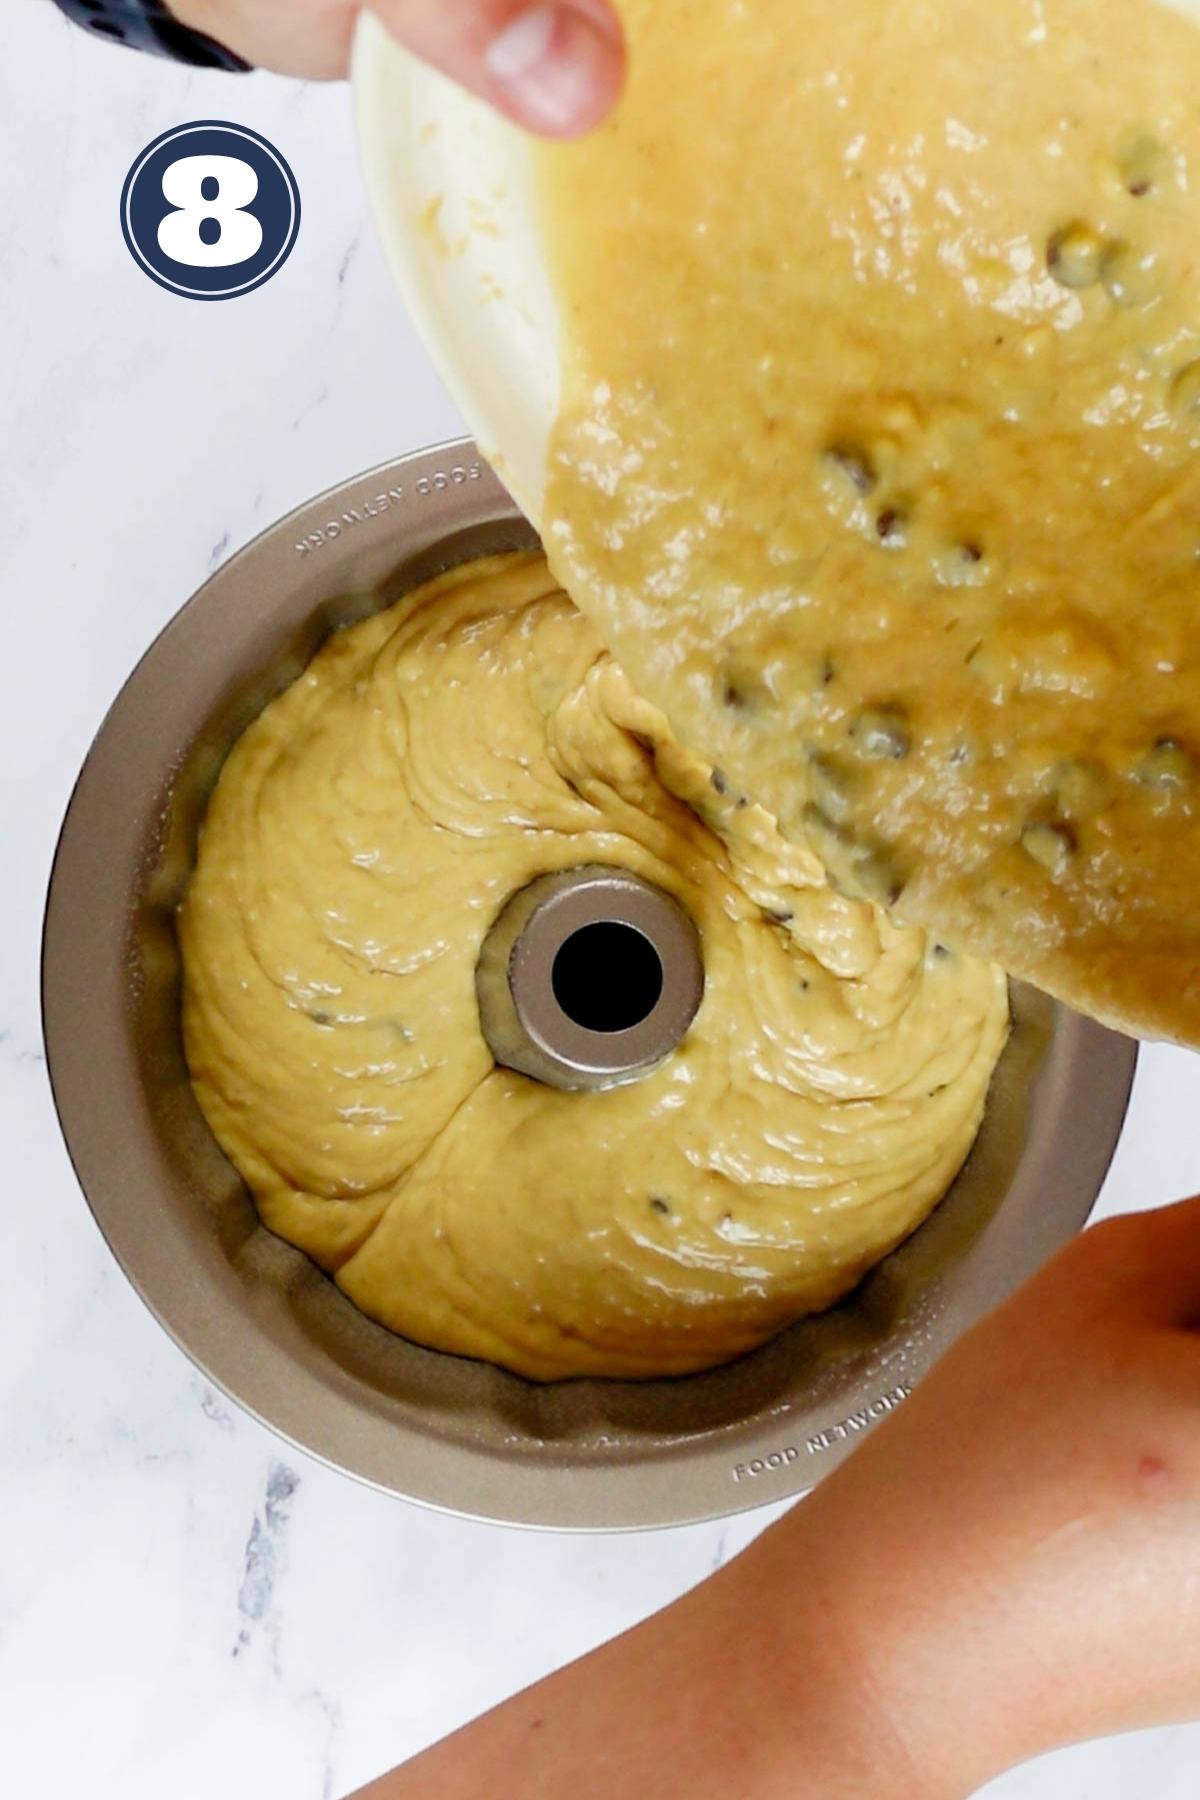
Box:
551, 921, 664, 1034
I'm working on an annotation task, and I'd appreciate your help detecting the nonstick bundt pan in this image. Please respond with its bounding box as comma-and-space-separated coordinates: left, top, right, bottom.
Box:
42, 441, 1137, 1529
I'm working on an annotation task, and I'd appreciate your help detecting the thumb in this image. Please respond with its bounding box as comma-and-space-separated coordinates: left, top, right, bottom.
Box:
368, 0, 625, 138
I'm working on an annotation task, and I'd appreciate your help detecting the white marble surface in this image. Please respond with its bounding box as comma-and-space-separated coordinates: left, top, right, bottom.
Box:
4, 7, 1200, 1796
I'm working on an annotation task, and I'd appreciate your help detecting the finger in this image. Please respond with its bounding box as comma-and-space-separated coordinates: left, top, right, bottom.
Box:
368, 0, 625, 138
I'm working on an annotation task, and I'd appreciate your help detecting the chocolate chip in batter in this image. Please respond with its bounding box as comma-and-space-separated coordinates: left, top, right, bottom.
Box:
876, 506, 908, 546
851, 706, 911, 760
825, 442, 878, 496
851, 846, 905, 907
807, 753, 857, 822
1047, 220, 1104, 289
720, 669, 770, 717
1020, 820, 1076, 878
1115, 131, 1175, 199
1053, 758, 1108, 819
803, 802, 903, 906
1134, 736, 1193, 789
1100, 239, 1159, 308
802, 800, 852, 854
935, 539, 989, 588
1168, 360, 1200, 419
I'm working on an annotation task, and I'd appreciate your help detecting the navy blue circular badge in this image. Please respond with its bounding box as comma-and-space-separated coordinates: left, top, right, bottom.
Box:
120, 121, 301, 300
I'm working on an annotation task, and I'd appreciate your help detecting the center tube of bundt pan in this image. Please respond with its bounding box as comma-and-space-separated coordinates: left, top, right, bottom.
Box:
475, 865, 705, 1090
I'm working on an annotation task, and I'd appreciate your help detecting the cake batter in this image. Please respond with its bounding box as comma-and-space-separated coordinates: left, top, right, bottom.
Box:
539, 0, 1200, 1045
180, 552, 1007, 1380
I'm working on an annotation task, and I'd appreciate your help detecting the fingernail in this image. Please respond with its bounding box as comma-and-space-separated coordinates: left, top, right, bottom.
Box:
484, 2, 620, 136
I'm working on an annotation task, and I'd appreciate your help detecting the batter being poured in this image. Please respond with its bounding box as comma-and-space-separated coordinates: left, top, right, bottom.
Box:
180, 553, 1007, 1381
539, 0, 1200, 1045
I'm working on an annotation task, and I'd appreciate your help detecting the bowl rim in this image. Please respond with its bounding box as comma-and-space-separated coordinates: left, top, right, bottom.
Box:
351, 13, 554, 522
41, 442, 1139, 1531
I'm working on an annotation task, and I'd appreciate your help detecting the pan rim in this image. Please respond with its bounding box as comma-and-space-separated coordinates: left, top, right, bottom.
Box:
41, 441, 1139, 1530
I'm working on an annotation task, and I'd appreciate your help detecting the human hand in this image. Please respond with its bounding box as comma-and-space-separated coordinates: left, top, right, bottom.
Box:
167, 0, 624, 136
353, 1196, 1200, 1800
794, 1192, 1200, 1790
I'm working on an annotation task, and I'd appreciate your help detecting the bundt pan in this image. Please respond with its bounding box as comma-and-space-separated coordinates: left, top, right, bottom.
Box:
42, 441, 1137, 1530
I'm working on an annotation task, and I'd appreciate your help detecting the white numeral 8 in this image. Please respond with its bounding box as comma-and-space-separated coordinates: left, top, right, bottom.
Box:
157, 155, 263, 269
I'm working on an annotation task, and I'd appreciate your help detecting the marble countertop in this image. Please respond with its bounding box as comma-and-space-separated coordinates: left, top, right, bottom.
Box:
4, 7, 1200, 1796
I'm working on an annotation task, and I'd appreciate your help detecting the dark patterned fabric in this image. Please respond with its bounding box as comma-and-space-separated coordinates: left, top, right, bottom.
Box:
52, 0, 250, 70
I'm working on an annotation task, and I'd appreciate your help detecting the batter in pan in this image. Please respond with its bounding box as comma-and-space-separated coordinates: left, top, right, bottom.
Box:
180, 551, 1007, 1380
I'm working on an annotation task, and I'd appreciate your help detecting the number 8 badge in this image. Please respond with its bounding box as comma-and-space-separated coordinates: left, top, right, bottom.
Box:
121, 122, 300, 300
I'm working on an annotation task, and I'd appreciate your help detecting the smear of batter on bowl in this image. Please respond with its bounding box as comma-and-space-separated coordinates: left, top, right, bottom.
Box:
179, 552, 1007, 1381
537, 0, 1200, 1045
